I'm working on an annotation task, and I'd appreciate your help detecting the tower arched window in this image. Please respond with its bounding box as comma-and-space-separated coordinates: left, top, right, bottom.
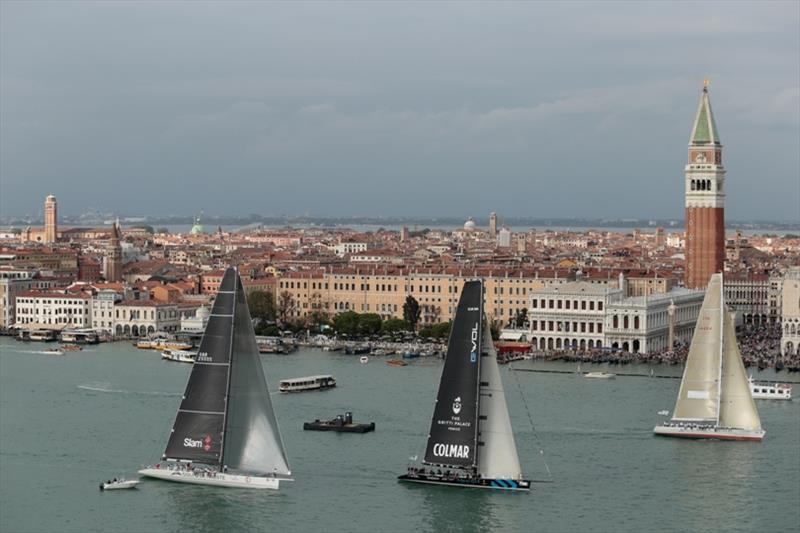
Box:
691, 180, 696, 191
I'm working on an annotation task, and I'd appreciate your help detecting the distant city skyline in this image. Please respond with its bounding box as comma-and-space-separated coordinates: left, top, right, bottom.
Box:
1, 2, 798, 221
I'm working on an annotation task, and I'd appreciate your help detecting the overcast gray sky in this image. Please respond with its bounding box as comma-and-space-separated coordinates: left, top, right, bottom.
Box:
1, 1, 798, 221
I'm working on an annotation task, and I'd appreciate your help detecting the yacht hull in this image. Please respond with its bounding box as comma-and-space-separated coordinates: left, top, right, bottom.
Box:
398, 474, 530, 492
653, 425, 764, 441
138, 468, 287, 489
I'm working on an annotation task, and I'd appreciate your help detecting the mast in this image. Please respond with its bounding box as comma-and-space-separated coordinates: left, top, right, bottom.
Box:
423, 280, 483, 469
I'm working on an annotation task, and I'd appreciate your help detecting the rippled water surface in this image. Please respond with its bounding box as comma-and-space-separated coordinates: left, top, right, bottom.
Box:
1, 337, 798, 533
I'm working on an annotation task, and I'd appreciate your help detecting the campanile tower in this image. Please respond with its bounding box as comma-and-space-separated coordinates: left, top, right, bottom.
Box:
684, 81, 725, 289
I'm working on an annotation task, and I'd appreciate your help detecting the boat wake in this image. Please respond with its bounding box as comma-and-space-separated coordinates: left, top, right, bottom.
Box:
78, 382, 180, 397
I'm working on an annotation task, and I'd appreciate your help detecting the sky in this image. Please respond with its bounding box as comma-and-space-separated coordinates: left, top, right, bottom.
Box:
1, 1, 798, 221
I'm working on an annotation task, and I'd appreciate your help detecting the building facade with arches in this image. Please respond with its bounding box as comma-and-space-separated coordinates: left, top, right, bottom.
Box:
781, 267, 800, 357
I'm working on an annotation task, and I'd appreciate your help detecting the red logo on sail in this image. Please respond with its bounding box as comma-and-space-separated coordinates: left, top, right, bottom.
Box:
203, 435, 212, 452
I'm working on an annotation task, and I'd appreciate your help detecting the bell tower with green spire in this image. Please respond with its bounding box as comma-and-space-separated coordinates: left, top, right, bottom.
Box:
684, 80, 725, 289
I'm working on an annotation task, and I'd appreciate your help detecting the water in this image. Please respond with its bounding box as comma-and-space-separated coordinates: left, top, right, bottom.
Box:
1, 338, 798, 533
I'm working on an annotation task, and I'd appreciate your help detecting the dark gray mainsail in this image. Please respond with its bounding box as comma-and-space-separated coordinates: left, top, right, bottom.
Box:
423, 280, 483, 468
162, 267, 290, 475
222, 273, 291, 476
163, 270, 236, 464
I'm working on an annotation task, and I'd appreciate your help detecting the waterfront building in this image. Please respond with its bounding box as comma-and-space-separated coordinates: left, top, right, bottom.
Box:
604, 288, 703, 353
0, 269, 37, 332
44, 195, 58, 244
90, 289, 122, 333
527, 282, 703, 353
725, 273, 782, 325
781, 267, 800, 357
684, 81, 726, 289
527, 281, 620, 351
15, 290, 92, 328
180, 305, 209, 333
112, 300, 179, 337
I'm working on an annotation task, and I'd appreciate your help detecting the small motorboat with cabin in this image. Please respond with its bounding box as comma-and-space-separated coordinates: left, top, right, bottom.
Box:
585, 372, 615, 379
748, 376, 792, 400
386, 359, 407, 367
42, 348, 64, 356
304, 412, 375, 433
61, 344, 82, 352
279, 375, 336, 392
360, 356, 369, 364
161, 349, 196, 364
99, 477, 139, 490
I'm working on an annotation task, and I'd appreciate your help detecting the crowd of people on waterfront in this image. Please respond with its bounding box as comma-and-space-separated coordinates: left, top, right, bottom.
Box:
531, 323, 799, 371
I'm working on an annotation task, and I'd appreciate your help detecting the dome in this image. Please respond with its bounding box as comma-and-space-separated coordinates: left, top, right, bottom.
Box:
190, 223, 205, 234
463, 217, 476, 231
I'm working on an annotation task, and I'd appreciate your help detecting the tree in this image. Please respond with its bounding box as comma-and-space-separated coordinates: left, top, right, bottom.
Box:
248, 290, 276, 323
277, 291, 296, 324
357, 313, 383, 336
333, 311, 360, 336
380, 318, 407, 335
308, 311, 330, 332
403, 295, 421, 331
490, 321, 500, 340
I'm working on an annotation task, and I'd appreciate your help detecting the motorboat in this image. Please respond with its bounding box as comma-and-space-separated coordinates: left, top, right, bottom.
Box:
360, 356, 369, 364
386, 359, 407, 367
161, 349, 196, 363
748, 376, 792, 400
279, 375, 336, 393
304, 412, 375, 433
99, 478, 139, 490
585, 372, 615, 379
42, 348, 64, 356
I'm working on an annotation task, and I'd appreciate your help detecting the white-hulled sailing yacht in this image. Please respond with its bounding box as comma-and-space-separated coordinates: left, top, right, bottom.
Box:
139, 267, 293, 488
654, 273, 764, 441
399, 280, 531, 491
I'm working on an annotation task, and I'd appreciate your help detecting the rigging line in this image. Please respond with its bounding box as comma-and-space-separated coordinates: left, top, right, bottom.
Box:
508, 362, 553, 481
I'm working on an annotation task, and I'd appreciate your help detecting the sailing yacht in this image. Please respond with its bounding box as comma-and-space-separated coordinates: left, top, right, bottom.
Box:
654, 273, 764, 441
398, 280, 531, 491
139, 267, 292, 489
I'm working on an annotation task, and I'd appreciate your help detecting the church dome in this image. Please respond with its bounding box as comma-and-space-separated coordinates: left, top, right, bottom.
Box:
190, 216, 205, 234
463, 217, 476, 231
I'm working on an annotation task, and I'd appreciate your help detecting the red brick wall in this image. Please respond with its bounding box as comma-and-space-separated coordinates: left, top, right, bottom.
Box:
685, 206, 725, 288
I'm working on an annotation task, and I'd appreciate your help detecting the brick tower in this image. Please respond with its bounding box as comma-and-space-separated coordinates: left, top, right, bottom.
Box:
684, 81, 725, 289
44, 195, 57, 243
104, 220, 123, 282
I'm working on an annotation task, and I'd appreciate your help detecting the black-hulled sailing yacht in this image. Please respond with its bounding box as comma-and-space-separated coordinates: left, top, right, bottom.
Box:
139, 267, 292, 489
398, 280, 531, 491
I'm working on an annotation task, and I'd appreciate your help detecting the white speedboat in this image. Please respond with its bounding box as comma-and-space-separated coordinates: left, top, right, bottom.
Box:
585, 372, 615, 379
749, 376, 792, 400
161, 349, 196, 363
360, 356, 369, 364
41, 348, 64, 356
99, 478, 139, 490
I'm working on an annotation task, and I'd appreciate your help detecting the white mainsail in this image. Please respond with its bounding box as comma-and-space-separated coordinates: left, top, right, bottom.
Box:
718, 309, 762, 431
477, 332, 523, 480
672, 274, 723, 422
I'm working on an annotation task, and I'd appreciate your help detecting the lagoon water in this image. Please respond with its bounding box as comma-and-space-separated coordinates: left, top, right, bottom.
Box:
1, 337, 798, 533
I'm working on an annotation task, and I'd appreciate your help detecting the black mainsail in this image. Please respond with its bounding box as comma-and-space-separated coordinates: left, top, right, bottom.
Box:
162, 267, 290, 475
423, 280, 483, 468
163, 270, 236, 464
